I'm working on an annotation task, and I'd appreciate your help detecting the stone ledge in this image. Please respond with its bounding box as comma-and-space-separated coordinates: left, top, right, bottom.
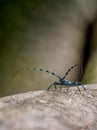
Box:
0, 84, 97, 130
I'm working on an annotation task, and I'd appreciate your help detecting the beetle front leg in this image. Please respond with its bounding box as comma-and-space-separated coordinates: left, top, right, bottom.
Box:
47, 83, 54, 90
47, 82, 57, 90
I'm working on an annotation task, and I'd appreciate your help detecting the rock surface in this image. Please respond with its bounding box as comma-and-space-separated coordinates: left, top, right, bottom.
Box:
0, 84, 97, 130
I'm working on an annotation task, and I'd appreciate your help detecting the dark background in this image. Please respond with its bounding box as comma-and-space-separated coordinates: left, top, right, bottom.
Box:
0, 0, 97, 97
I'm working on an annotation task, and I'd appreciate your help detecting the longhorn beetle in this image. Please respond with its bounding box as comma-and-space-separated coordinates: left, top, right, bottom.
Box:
12, 64, 86, 92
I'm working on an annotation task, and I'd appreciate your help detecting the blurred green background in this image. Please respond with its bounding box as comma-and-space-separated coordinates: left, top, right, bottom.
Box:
0, 0, 97, 97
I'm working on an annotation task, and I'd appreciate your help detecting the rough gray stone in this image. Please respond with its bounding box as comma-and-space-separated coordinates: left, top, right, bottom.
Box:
0, 0, 97, 96
0, 84, 97, 130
